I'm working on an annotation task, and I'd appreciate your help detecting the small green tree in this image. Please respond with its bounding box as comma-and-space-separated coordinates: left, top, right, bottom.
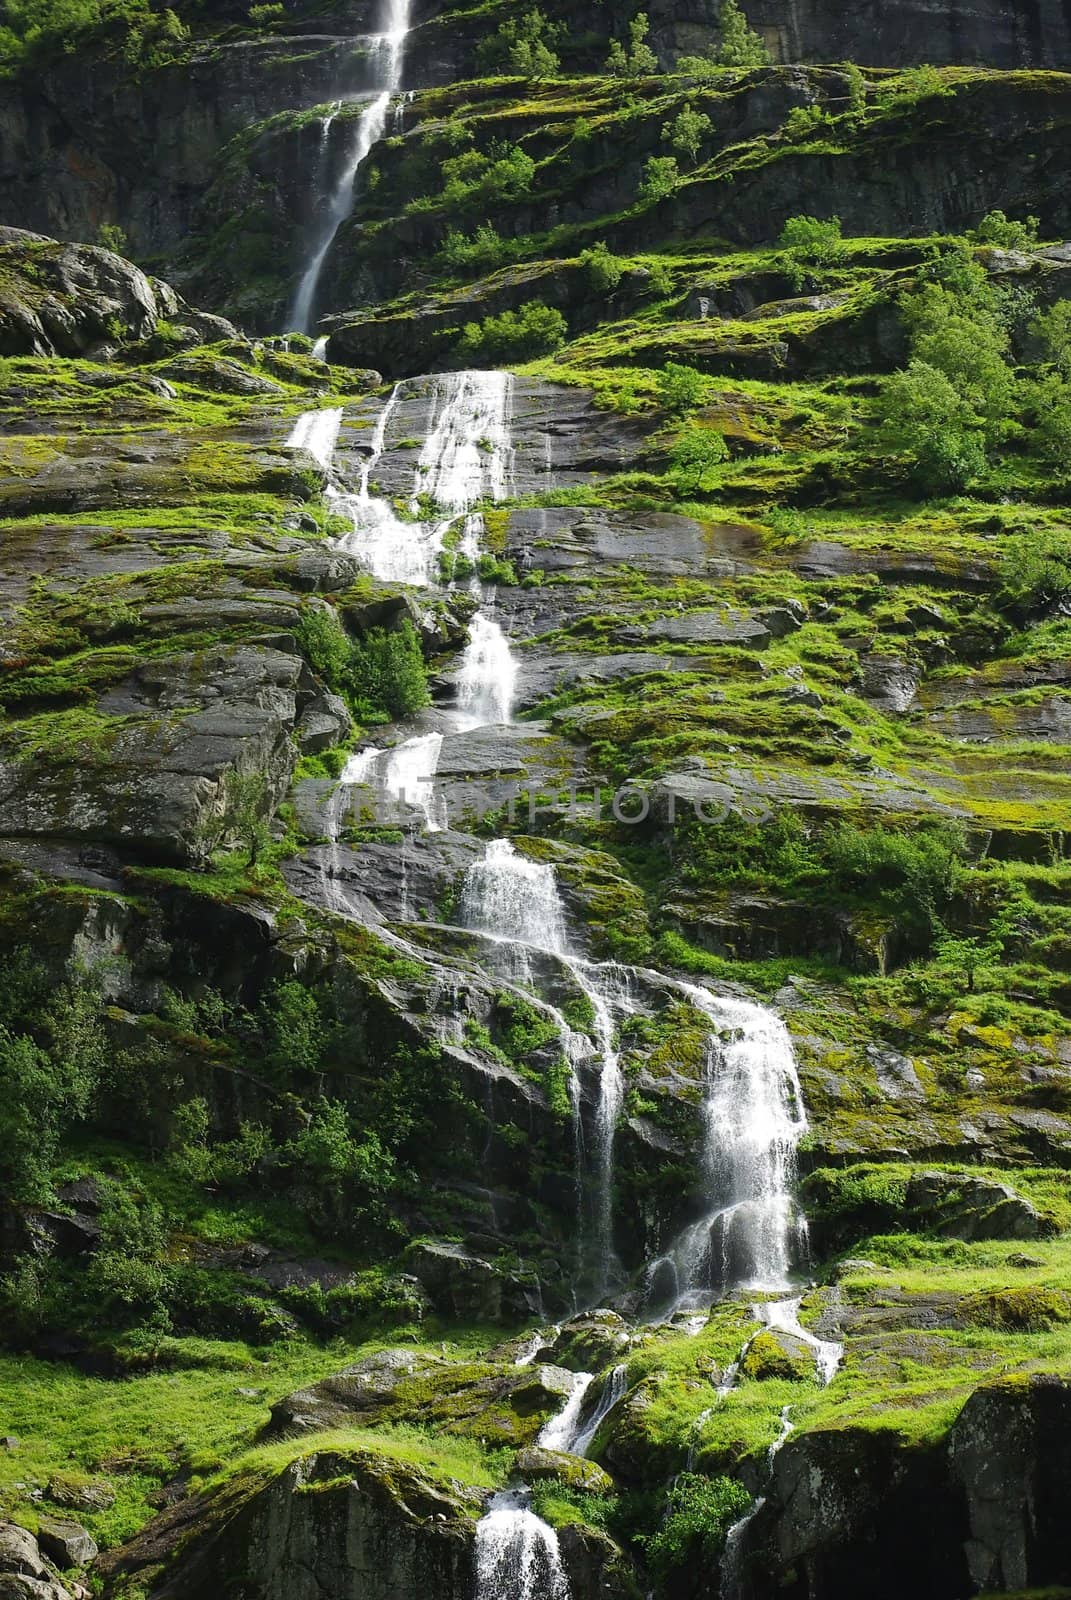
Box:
968, 209, 1040, 251
1032, 301, 1071, 377
662, 103, 713, 166
579, 240, 625, 292
902, 284, 1015, 432
259, 980, 327, 1077
670, 426, 729, 490
657, 361, 707, 415
715, 0, 771, 67
606, 11, 658, 76
873, 359, 987, 492
224, 769, 272, 866
477, 8, 562, 78
778, 213, 845, 287
638, 154, 680, 203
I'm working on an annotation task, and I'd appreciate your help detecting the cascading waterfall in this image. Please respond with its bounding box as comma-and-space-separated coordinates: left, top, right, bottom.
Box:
473, 1490, 570, 1600
568, 1362, 629, 1457
537, 1372, 595, 1451
289, 0, 412, 333
285, 406, 342, 469
460, 839, 630, 1298
336, 734, 445, 835
647, 991, 808, 1315
456, 609, 517, 727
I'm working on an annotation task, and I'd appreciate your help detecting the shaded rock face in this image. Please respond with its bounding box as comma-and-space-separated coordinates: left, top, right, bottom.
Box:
0, 644, 342, 866
748, 0, 1071, 69
143, 1451, 481, 1600
0, 1521, 76, 1600
0, 231, 236, 358
736, 1376, 1071, 1599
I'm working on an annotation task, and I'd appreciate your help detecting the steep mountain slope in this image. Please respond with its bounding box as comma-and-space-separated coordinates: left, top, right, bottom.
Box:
1, 5, 1071, 1600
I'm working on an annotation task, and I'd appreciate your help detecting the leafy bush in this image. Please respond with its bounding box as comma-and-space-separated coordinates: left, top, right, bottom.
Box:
656, 361, 706, 415
441, 143, 535, 208
644, 1473, 752, 1577
580, 240, 625, 293
778, 213, 845, 287
606, 11, 658, 76
458, 300, 568, 361
873, 359, 987, 492
297, 609, 429, 723
438, 224, 516, 274
968, 209, 1040, 251
477, 7, 561, 78
0, 958, 105, 1202
638, 155, 680, 203
348, 619, 431, 722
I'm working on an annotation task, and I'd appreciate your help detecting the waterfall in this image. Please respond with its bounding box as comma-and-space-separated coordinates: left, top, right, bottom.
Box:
289, 0, 412, 333
473, 1490, 570, 1600
647, 991, 808, 1314
460, 840, 631, 1298
460, 839, 568, 968
285, 406, 342, 469
568, 1363, 629, 1457
756, 1296, 842, 1386
331, 370, 515, 602
537, 1371, 595, 1451
335, 734, 444, 834
457, 610, 516, 727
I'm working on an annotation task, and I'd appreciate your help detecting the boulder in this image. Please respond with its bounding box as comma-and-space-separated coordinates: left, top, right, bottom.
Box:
34, 1521, 97, 1570
266, 1349, 580, 1448
546, 1311, 632, 1374
513, 1446, 615, 1495
948, 1375, 1071, 1592
905, 1172, 1051, 1241
403, 1239, 541, 1323
0, 1522, 75, 1600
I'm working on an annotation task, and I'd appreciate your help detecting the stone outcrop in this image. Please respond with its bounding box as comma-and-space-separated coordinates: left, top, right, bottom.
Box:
734, 1376, 1071, 1598
0, 230, 236, 357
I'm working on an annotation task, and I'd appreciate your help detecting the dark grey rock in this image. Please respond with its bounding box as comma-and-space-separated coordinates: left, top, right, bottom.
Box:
35, 1521, 97, 1571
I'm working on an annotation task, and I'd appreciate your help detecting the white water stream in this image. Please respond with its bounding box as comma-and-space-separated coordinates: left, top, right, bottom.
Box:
289, 0, 412, 333
474, 1489, 571, 1600
646, 990, 809, 1315
460, 839, 632, 1299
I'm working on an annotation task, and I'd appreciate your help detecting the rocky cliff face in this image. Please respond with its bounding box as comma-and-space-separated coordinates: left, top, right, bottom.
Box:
2, 5, 1071, 1600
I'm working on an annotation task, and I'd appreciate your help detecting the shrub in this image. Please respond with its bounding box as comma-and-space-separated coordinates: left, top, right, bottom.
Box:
438, 223, 514, 274
656, 361, 706, 415
662, 103, 712, 166
638, 155, 680, 203
477, 7, 561, 77
669, 425, 728, 490
645, 1474, 752, 1577
457, 300, 568, 361
296, 605, 351, 690
606, 11, 658, 76
95, 221, 128, 255
348, 619, 431, 722
579, 240, 625, 292
968, 209, 1040, 251
1031, 300, 1071, 377
778, 213, 845, 287
873, 359, 987, 492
